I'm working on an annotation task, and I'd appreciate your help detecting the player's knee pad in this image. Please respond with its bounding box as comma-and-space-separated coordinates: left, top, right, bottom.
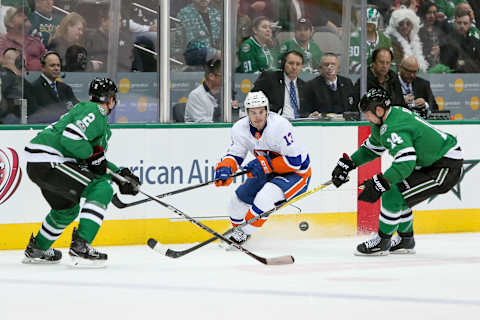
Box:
85, 180, 114, 206
49, 204, 80, 225
228, 194, 250, 223
253, 182, 285, 213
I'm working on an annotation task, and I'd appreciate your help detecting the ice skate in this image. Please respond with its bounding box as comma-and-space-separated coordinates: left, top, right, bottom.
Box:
390, 235, 416, 254
220, 228, 250, 251
22, 234, 62, 264
69, 228, 107, 268
355, 232, 391, 256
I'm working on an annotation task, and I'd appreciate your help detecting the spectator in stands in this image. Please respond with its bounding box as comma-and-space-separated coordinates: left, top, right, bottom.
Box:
305, 53, 356, 118
355, 47, 405, 106
278, 18, 323, 73
64, 44, 87, 72
0, 47, 35, 124
184, 59, 234, 122
349, 7, 393, 74
29, 51, 79, 123
398, 55, 439, 116
451, 2, 480, 39
385, 6, 429, 72
237, 16, 276, 73
251, 50, 308, 119
85, 6, 133, 72
28, 0, 64, 47
440, 6, 480, 72
418, 1, 449, 70
175, 0, 222, 66
435, 0, 466, 21
237, 0, 252, 49
47, 12, 86, 69
0, 7, 46, 70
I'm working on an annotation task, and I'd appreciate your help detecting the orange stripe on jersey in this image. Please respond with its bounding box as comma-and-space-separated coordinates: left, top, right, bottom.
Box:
271, 156, 297, 174
245, 210, 267, 227
285, 170, 311, 200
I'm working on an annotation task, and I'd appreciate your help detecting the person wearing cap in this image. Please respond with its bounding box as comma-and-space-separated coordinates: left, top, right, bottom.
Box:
0, 7, 46, 71
349, 7, 392, 73
278, 17, 323, 73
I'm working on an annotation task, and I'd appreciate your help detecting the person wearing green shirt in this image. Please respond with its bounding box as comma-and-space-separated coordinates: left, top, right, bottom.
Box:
278, 18, 323, 73
22, 78, 141, 267
237, 16, 276, 73
331, 88, 463, 256
349, 7, 392, 73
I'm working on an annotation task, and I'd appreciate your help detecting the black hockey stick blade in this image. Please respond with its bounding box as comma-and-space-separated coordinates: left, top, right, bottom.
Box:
148, 237, 294, 265
112, 170, 248, 209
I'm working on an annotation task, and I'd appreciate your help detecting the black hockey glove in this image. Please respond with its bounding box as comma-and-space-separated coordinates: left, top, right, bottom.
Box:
332, 153, 356, 188
358, 173, 390, 203
87, 146, 107, 175
114, 168, 141, 195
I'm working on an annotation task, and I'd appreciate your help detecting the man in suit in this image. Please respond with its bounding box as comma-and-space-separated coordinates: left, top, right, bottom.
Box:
29, 51, 79, 123
305, 53, 356, 117
398, 55, 439, 116
251, 50, 308, 119
354, 47, 405, 107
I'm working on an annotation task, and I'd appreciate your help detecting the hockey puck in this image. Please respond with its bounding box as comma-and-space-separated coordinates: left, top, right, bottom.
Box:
299, 221, 309, 231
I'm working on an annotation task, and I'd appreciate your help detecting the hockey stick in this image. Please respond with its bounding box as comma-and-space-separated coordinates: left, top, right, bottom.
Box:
111, 170, 248, 209
108, 169, 294, 265
150, 179, 333, 259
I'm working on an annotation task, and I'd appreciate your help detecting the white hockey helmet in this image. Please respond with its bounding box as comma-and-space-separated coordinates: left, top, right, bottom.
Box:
244, 91, 269, 112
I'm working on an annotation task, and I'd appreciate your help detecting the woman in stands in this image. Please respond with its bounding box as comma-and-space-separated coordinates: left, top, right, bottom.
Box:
237, 16, 276, 73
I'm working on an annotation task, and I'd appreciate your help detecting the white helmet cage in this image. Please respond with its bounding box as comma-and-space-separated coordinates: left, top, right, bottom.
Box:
244, 91, 270, 112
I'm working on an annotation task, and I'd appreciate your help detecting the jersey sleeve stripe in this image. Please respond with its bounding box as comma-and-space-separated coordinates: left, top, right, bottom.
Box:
394, 147, 417, 162
363, 139, 385, 155
64, 124, 88, 140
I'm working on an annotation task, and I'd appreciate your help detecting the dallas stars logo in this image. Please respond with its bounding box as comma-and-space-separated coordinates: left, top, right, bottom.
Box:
428, 159, 480, 202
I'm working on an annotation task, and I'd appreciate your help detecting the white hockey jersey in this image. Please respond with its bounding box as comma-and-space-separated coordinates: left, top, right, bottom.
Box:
224, 112, 310, 176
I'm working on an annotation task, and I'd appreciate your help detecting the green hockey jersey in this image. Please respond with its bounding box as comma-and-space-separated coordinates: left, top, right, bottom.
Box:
237, 36, 276, 73
349, 29, 392, 73
25, 101, 119, 171
351, 106, 459, 184
278, 39, 323, 72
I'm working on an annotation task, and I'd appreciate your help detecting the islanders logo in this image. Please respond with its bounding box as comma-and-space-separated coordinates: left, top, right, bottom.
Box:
0, 147, 22, 205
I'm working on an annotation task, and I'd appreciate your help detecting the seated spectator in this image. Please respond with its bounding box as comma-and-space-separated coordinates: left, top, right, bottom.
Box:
435, 0, 466, 21
237, 0, 252, 49
251, 50, 308, 119
85, 5, 133, 72
385, 6, 429, 72
237, 16, 276, 73
28, 0, 65, 47
349, 7, 393, 73
239, 0, 274, 20
185, 59, 236, 122
64, 44, 87, 72
174, 0, 222, 66
305, 53, 356, 117
449, 2, 480, 39
277, 0, 333, 31
354, 47, 405, 106
29, 51, 79, 123
0, 7, 46, 71
398, 55, 439, 116
278, 18, 323, 73
47, 12, 86, 69
440, 6, 480, 72
0, 47, 35, 124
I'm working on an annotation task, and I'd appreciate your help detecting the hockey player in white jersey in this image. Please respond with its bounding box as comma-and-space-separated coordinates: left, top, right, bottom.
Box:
214, 91, 311, 246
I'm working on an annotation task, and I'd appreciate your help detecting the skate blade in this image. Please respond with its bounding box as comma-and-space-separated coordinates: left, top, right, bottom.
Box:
390, 248, 416, 254
69, 255, 106, 268
354, 250, 390, 256
22, 256, 61, 264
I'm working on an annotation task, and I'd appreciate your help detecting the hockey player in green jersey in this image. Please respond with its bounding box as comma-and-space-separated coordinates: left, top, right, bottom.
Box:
331, 88, 463, 256
22, 78, 140, 267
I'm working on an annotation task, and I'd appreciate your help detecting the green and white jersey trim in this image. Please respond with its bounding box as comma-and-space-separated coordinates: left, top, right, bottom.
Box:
24, 143, 76, 163
394, 147, 416, 163
80, 202, 106, 226
362, 138, 386, 156
63, 123, 88, 141
380, 206, 413, 225
52, 163, 91, 186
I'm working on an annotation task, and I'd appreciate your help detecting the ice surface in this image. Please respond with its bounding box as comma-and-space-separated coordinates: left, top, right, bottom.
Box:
1, 233, 479, 320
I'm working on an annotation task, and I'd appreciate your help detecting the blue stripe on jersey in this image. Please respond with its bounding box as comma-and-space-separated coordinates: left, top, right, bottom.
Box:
251, 204, 263, 215
285, 154, 302, 168
299, 154, 310, 170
